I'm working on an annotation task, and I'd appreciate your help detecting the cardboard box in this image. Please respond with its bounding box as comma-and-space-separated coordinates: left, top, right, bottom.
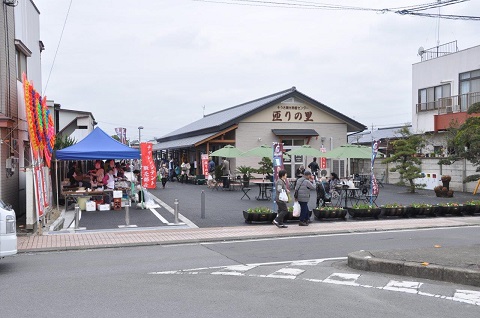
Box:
86, 201, 96, 212
98, 204, 111, 211
113, 190, 123, 198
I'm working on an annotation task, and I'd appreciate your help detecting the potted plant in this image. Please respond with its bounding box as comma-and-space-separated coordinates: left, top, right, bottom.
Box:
236, 165, 254, 187
381, 203, 407, 217
255, 157, 273, 182
347, 203, 381, 219
313, 206, 347, 220
408, 203, 435, 217
441, 175, 451, 189
243, 206, 276, 223
463, 200, 480, 215
435, 202, 462, 216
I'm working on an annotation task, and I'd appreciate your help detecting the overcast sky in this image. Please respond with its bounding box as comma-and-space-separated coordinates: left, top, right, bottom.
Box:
37, 0, 480, 141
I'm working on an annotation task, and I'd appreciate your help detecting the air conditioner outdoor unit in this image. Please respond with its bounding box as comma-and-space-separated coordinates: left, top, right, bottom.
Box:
446, 106, 453, 113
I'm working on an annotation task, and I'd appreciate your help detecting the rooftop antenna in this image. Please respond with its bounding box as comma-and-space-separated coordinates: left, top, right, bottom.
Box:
436, 0, 441, 49
202, 105, 205, 117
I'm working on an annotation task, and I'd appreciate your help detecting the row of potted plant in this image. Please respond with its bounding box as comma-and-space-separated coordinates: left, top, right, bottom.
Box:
243, 200, 480, 223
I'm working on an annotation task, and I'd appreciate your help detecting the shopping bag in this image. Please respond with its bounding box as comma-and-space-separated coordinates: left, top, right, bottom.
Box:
279, 189, 289, 202
293, 201, 301, 217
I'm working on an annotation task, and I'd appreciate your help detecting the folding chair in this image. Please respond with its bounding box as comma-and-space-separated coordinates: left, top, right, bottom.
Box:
376, 171, 385, 188
241, 186, 251, 200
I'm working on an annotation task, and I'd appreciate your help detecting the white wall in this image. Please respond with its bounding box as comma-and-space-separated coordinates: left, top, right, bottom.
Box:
15, 0, 42, 87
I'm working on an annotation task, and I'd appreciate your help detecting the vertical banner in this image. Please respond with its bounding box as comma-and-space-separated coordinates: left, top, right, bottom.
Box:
370, 140, 380, 199
272, 143, 284, 183
201, 154, 209, 177
115, 127, 127, 144
140, 142, 157, 189
320, 157, 327, 169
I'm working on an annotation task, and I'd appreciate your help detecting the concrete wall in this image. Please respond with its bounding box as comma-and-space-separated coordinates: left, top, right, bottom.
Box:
368, 157, 478, 193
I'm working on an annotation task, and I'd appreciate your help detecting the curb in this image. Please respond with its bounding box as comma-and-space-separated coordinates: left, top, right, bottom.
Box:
348, 250, 480, 287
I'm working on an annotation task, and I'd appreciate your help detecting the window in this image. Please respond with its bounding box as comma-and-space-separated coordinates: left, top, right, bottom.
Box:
417, 83, 451, 112
459, 69, 480, 111
16, 50, 27, 81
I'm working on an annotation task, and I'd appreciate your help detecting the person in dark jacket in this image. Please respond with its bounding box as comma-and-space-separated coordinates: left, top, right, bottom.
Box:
294, 169, 315, 226
273, 169, 290, 228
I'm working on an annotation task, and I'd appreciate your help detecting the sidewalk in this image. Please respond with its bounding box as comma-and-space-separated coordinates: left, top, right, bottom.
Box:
18, 216, 480, 252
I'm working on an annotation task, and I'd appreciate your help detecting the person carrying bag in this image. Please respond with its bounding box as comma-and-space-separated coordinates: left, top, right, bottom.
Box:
294, 170, 315, 226
273, 169, 290, 228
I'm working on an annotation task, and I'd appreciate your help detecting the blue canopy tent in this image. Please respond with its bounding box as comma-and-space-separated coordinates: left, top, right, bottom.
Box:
56, 127, 140, 160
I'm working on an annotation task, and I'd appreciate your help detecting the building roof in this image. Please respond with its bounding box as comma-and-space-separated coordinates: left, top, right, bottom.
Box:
157, 87, 366, 145
348, 125, 411, 144
153, 132, 216, 151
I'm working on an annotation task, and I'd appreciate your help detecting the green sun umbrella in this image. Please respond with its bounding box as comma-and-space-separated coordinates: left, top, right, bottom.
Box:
210, 145, 244, 158
323, 144, 372, 159
241, 144, 290, 159
287, 145, 325, 157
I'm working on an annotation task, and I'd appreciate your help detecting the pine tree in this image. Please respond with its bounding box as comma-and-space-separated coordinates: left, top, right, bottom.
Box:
382, 126, 425, 193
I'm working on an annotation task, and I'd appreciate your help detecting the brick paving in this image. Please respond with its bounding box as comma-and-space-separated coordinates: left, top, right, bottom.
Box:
17, 216, 480, 253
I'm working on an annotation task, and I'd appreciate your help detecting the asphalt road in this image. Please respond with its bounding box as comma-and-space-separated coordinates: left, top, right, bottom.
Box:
1, 227, 479, 317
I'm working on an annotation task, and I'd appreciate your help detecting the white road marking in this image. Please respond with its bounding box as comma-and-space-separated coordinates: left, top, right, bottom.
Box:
324, 273, 361, 286
267, 268, 305, 279
150, 195, 198, 228
383, 280, 423, 294
148, 258, 480, 307
453, 290, 480, 305
149, 208, 170, 224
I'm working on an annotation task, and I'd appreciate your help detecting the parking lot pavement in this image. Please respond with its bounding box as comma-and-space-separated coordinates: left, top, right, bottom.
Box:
52, 181, 479, 232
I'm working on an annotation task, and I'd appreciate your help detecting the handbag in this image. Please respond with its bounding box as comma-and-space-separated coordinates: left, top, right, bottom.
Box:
278, 189, 288, 202
292, 201, 301, 217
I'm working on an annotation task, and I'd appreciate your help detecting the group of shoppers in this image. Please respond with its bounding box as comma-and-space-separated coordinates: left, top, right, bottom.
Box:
273, 162, 340, 228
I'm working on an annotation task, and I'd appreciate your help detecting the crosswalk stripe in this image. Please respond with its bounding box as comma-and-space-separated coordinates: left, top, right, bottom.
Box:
453, 290, 480, 305
383, 280, 423, 294
147, 258, 480, 307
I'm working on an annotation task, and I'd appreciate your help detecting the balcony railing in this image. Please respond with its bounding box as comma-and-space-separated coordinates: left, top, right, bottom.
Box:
416, 92, 480, 114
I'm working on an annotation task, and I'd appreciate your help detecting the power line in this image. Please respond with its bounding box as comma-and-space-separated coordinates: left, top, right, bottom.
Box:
43, 0, 73, 95
192, 0, 479, 20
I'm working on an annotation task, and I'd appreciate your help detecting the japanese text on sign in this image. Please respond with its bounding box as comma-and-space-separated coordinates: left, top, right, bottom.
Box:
272, 110, 313, 122
140, 142, 157, 189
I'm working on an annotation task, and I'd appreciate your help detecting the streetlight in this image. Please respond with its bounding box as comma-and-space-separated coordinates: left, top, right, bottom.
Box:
138, 126, 144, 145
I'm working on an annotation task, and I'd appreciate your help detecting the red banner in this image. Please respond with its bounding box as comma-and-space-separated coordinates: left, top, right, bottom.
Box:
140, 143, 157, 189
320, 157, 327, 169
201, 154, 209, 177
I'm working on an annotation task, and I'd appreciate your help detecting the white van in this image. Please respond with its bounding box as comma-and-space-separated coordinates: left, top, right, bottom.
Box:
0, 199, 17, 258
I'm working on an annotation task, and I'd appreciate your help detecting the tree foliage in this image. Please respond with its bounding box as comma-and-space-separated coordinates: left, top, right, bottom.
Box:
54, 135, 76, 150
382, 126, 425, 193
438, 101, 480, 182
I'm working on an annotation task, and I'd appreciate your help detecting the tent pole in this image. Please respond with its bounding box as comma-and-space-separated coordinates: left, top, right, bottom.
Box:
55, 159, 60, 210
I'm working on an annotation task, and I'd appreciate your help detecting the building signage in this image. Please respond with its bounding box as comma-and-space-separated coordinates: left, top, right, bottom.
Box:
272, 105, 314, 122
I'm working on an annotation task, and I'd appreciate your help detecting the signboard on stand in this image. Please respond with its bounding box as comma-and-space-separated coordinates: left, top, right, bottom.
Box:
140, 143, 157, 189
